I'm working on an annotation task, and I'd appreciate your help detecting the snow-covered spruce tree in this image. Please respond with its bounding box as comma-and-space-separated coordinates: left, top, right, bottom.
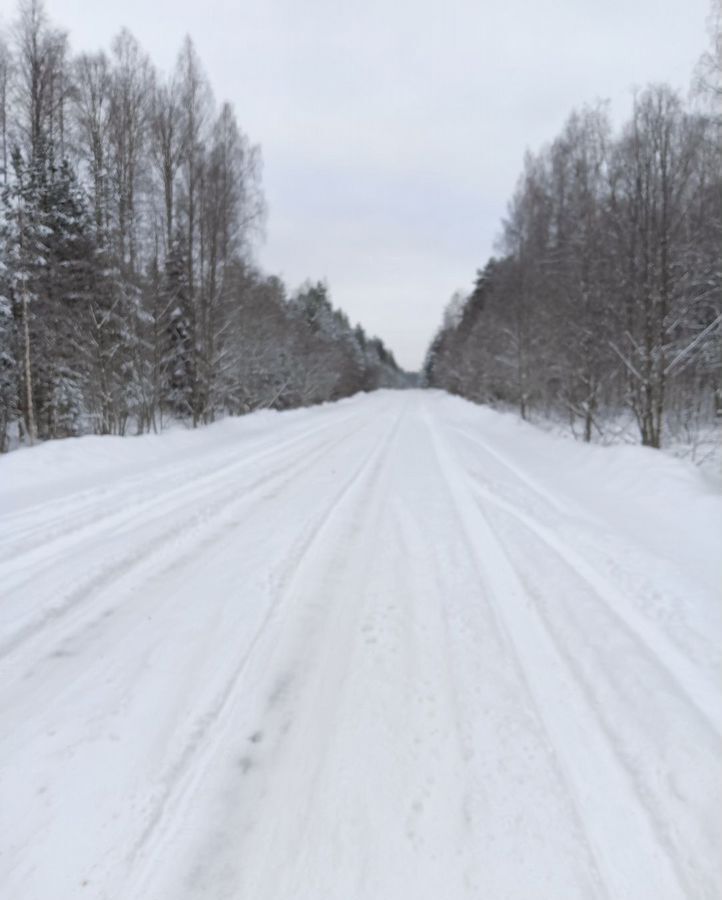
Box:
160, 231, 194, 420
10, 145, 97, 441
37, 153, 96, 438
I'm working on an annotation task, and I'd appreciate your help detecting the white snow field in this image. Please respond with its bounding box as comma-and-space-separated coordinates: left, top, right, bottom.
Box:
0, 390, 720, 900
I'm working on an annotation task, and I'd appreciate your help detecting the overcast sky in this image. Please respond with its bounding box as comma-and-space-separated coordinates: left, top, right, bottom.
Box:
5, 0, 712, 369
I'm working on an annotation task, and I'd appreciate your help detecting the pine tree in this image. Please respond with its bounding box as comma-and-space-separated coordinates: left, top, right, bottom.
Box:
161, 232, 194, 418
39, 154, 96, 437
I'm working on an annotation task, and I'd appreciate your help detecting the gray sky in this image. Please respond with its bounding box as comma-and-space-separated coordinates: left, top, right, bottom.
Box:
9, 0, 712, 368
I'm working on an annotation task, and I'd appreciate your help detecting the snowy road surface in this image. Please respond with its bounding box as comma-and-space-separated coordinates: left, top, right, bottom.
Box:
1, 390, 720, 899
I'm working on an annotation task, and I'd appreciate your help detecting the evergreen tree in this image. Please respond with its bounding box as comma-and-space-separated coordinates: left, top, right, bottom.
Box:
161, 232, 194, 418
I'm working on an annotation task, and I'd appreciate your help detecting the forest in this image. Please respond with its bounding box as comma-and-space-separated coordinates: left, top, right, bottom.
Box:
1, 0, 719, 457
424, 32, 721, 450
0, 0, 406, 452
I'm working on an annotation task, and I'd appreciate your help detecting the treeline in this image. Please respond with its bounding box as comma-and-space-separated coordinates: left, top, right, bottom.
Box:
425, 46, 721, 447
0, 1, 404, 451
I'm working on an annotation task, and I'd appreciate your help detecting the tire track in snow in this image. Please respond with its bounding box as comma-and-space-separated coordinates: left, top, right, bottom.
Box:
387, 502, 494, 896
443, 415, 720, 733
419, 417, 610, 898
446, 419, 578, 515
466, 479, 720, 736
121, 403, 407, 898
449, 415, 718, 645
234, 408, 410, 900
0, 410, 375, 667
464, 489, 720, 897
0, 411, 360, 569
0, 402, 395, 898
426, 409, 689, 900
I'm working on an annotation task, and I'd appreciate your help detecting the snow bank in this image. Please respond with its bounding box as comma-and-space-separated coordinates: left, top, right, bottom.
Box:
433, 391, 722, 594
0, 397, 357, 513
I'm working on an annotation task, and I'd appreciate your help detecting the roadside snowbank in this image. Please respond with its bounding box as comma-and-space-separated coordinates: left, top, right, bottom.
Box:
432, 392, 721, 594
0, 397, 356, 513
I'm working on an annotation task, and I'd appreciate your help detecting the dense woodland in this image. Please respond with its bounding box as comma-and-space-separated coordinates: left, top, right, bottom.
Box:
1, 1, 718, 456
425, 24, 721, 449
0, 1, 405, 452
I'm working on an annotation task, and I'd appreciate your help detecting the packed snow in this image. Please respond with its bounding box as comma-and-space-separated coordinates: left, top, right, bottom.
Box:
0, 390, 720, 899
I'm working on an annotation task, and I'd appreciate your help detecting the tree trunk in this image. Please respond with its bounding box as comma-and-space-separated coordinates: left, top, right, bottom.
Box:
22, 289, 35, 446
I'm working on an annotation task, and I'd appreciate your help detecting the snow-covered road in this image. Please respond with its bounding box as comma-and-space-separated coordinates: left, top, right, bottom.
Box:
1, 390, 720, 899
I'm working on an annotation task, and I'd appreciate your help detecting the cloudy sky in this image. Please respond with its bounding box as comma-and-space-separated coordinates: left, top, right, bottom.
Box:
10, 0, 712, 368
